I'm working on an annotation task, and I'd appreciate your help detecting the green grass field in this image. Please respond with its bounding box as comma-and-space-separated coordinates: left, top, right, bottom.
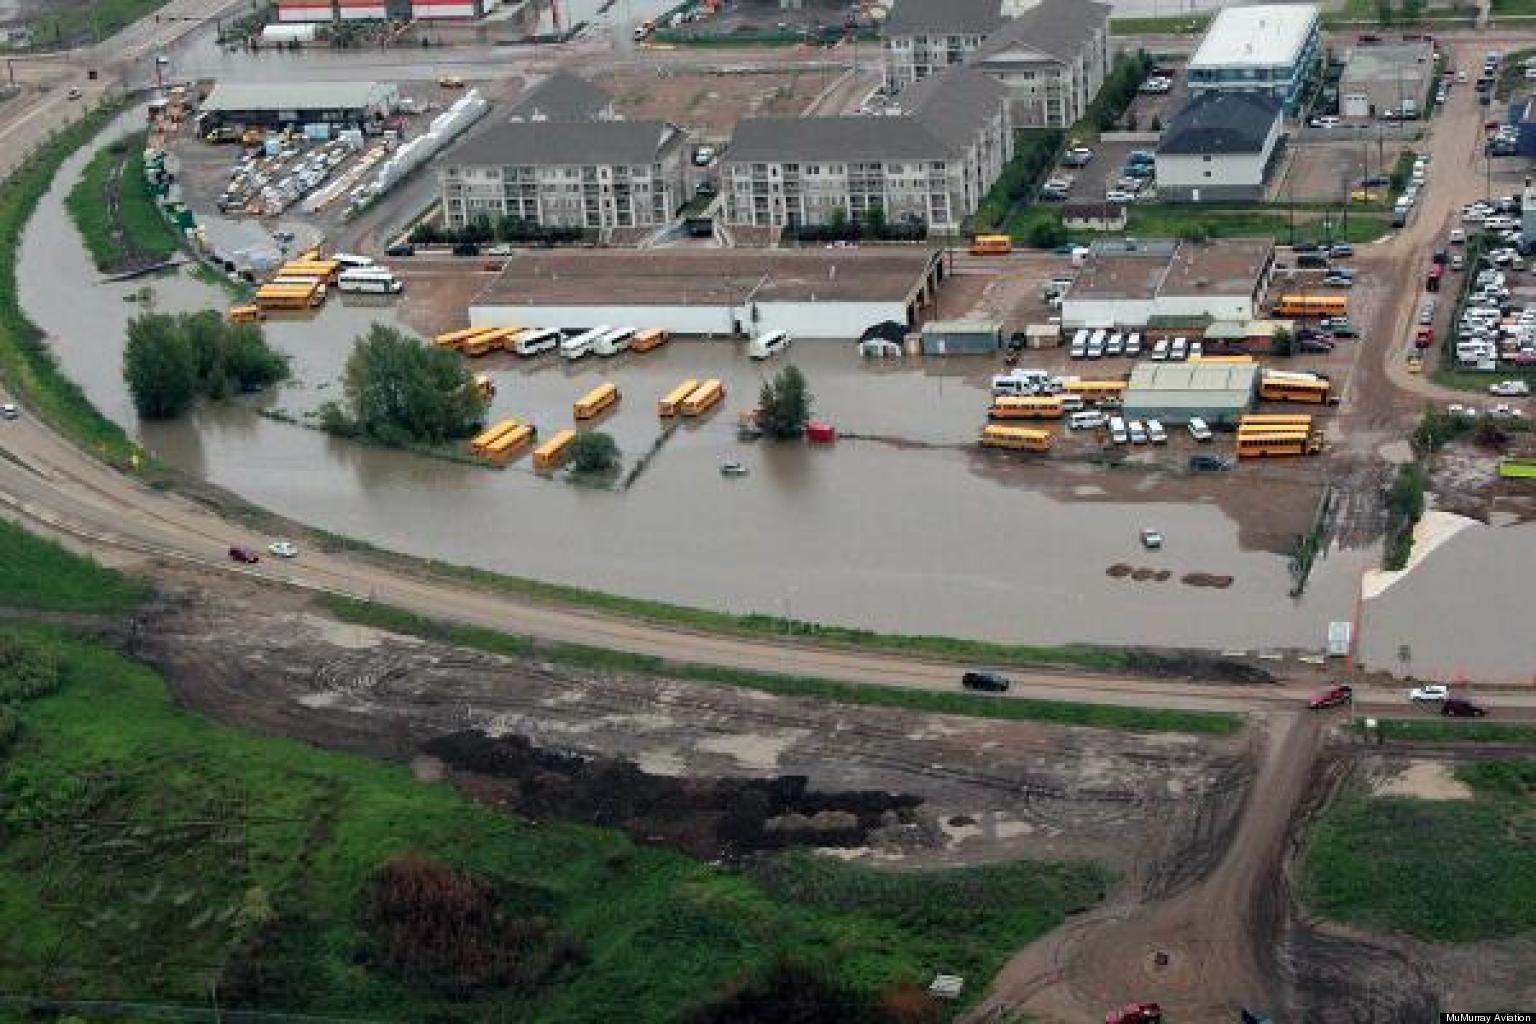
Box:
1366, 718, 1536, 745
1432, 367, 1536, 393
1124, 205, 1391, 245
0, 519, 147, 613
0, 625, 1110, 1020
1107, 13, 1212, 35
1303, 763, 1536, 940
327, 597, 1243, 736
65, 134, 180, 272
21, 0, 174, 49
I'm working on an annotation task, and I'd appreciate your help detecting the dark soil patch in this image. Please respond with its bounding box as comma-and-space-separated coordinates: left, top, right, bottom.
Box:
424, 730, 923, 861
1182, 573, 1235, 589
1106, 563, 1133, 578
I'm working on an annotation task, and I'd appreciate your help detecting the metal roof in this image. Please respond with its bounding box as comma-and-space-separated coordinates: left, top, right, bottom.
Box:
1126, 361, 1259, 397
1188, 4, 1319, 70
201, 81, 390, 112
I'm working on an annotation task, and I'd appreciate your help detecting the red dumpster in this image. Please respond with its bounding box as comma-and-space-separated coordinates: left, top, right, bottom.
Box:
806, 421, 836, 444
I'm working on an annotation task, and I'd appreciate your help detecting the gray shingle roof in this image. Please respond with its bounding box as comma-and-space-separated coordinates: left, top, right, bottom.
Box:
1158, 93, 1283, 155
509, 71, 613, 122
726, 68, 1005, 163
445, 120, 679, 167
971, 0, 1110, 64
884, 0, 1005, 37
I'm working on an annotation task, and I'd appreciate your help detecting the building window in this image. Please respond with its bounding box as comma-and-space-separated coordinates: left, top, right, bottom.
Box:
1203, 170, 1212, 178
1203, 155, 1212, 162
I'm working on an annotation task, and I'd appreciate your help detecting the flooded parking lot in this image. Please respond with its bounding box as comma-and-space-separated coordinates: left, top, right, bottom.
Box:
16, 110, 1382, 655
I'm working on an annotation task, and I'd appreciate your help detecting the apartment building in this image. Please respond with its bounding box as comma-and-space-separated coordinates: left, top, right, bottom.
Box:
1186, 3, 1322, 113
439, 119, 688, 231
968, 0, 1111, 127
880, 0, 1009, 89
722, 69, 1012, 233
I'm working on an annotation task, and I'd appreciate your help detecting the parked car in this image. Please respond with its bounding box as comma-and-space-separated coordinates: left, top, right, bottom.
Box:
1188, 453, 1233, 472
1062, 146, 1094, 167
1106, 1003, 1163, 1024
267, 540, 298, 558
0, 402, 18, 421
451, 242, 481, 257
1139, 528, 1163, 550
1187, 417, 1214, 442
1490, 380, 1531, 396
1309, 684, 1354, 709
962, 670, 1010, 693
1410, 684, 1450, 703
227, 546, 260, 564
384, 243, 415, 258
1442, 698, 1488, 717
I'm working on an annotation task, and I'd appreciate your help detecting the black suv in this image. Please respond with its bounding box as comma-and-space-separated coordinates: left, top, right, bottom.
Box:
962, 671, 1011, 693
1442, 698, 1488, 718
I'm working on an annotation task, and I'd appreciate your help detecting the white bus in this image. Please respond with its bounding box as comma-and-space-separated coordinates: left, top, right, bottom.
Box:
593, 326, 637, 357
561, 325, 610, 361
337, 268, 402, 294
512, 328, 561, 356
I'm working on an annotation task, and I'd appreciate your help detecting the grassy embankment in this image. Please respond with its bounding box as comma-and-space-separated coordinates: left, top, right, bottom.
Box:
0, 527, 1113, 1021
20, 0, 173, 49
1107, 13, 1212, 35
1304, 762, 1536, 941
0, 102, 140, 468
1362, 717, 1536, 745
326, 597, 1244, 736
65, 132, 181, 272
0, 518, 147, 613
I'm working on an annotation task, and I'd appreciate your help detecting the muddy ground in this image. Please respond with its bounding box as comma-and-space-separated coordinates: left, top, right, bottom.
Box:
1428, 437, 1536, 525
127, 587, 1253, 871
594, 66, 839, 138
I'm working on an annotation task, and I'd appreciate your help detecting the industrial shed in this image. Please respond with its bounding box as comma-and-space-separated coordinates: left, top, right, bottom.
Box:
468, 248, 946, 340
197, 81, 399, 131
1061, 238, 1274, 328
1121, 361, 1258, 425
920, 320, 1002, 355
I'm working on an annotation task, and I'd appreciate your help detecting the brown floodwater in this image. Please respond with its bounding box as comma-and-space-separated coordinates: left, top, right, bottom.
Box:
19, 110, 1388, 655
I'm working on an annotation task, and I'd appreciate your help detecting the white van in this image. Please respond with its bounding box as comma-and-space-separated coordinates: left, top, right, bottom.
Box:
1128, 419, 1149, 444
992, 369, 1051, 396
1187, 416, 1214, 442
1125, 332, 1143, 357
1151, 338, 1170, 361
1146, 419, 1168, 444
1109, 416, 1129, 444
334, 252, 375, 270
1058, 394, 1086, 412
513, 328, 561, 356
561, 325, 610, 361
1069, 410, 1106, 431
337, 268, 402, 294
593, 326, 637, 357
1170, 337, 1188, 361
749, 329, 791, 360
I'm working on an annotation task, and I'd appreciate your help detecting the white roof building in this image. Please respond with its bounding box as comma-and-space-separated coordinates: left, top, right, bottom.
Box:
1188, 4, 1318, 72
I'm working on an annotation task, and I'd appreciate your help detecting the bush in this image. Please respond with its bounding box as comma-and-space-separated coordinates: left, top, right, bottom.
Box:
1026, 214, 1068, 249
758, 364, 813, 440
0, 633, 62, 703
687, 958, 884, 1024
568, 431, 620, 473
122, 311, 289, 419
969, 127, 1066, 233
1412, 408, 1474, 453
1381, 461, 1425, 570
335, 324, 487, 445
1087, 50, 1154, 131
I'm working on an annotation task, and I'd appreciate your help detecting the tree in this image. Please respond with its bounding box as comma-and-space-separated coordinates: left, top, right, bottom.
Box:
864, 203, 888, 239
1400, 0, 1423, 22
1026, 214, 1067, 249
339, 324, 487, 445
1376, 0, 1393, 24
123, 312, 199, 419
1270, 327, 1296, 358
1176, 221, 1211, 243
1150, 113, 1162, 132
568, 431, 620, 473
758, 364, 812, 440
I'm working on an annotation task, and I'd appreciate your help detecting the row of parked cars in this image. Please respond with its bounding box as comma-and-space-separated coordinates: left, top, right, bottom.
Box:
1307, 682, 1489, 716
1065, 330, 1211, 362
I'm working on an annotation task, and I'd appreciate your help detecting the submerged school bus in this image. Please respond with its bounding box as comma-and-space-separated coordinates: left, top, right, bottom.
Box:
254, 282, 323, 309
533, 428, 577, 470
988, 396, 1063, 420
435, 327, 493, 350
574, 382, 620, 420
659, 379, 699, 417
470, 418, 522, 453
979, 425, 1052, 451
482, 423, 536, 461
631, 328, 670, 353
682, 379, 725, 416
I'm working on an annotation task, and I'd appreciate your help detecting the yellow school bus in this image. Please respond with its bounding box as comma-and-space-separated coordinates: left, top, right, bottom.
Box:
278, 259, 341, 283
681, 379, 725, 416
978, 425, 1053, 451
988, 396, 1064, 420
969, 234, 1013, 256
1189, 354, 1254, 364
631, 328, 671, 353
659, 379, 700, 417
254, 282, 323, 309
470, 418, 522, 452
433, 327, 493, 350
1062, 380, 1128, 402
1259, 376, 1333, 404
1271, 294, 1347, 318
1236, 431, 1322, 458
227, 304, 264, 323
482, 423, 536, 461
574, 382, 620, 420
533, 428, 577, 471
1239, 414, 1314, 430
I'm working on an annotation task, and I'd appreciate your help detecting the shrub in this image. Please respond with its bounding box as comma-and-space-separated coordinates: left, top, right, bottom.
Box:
568, 431, 620, 473
122, 311, 289, 419
758, 364, 813, 440
0, 634, 62, 703
687, 958, 884, 1024
336, 324, 487, 445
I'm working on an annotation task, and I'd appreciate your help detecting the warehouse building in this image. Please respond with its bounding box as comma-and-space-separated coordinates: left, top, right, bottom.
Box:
1186, 3, 1322, 112
197, 81, 398, 132
1061, 238, 1275, 328
1121, 362, 1259, 425
1338, 40, 1435, 119
920, 319, 1002, 355
467, 247, 945, 339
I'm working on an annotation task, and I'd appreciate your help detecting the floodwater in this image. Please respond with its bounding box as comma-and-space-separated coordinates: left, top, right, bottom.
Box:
1359, 519, 1536, 686
20, 109, 1383, 655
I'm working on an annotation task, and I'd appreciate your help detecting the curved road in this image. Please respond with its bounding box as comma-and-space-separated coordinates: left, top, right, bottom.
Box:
1, 22, 1533, 719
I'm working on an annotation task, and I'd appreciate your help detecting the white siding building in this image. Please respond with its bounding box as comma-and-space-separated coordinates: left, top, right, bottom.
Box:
1155, 93, 1284, 203
968, 0, 1111, 128
880, 0, 1008, 89
1062, 239, 1275, 328
1186, 3, 1322, 113
722, 69, 1012, 233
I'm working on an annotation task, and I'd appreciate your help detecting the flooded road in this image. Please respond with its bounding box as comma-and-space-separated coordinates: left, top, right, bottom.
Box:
19, 109, 1379, 655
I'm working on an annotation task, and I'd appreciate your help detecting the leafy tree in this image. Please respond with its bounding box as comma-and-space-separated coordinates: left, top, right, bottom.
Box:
338, 324, 487, 445
1376, 0, 1393, 25
1401, 0, 1423, 21
568, 431, 620, 473
123, 313, 199, 419
864, 204, 888, 238
1026, 214, 1067, 249
758, 364, 813, 440
1270, 327, 1296, 358
1177, 221, 1211, 243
